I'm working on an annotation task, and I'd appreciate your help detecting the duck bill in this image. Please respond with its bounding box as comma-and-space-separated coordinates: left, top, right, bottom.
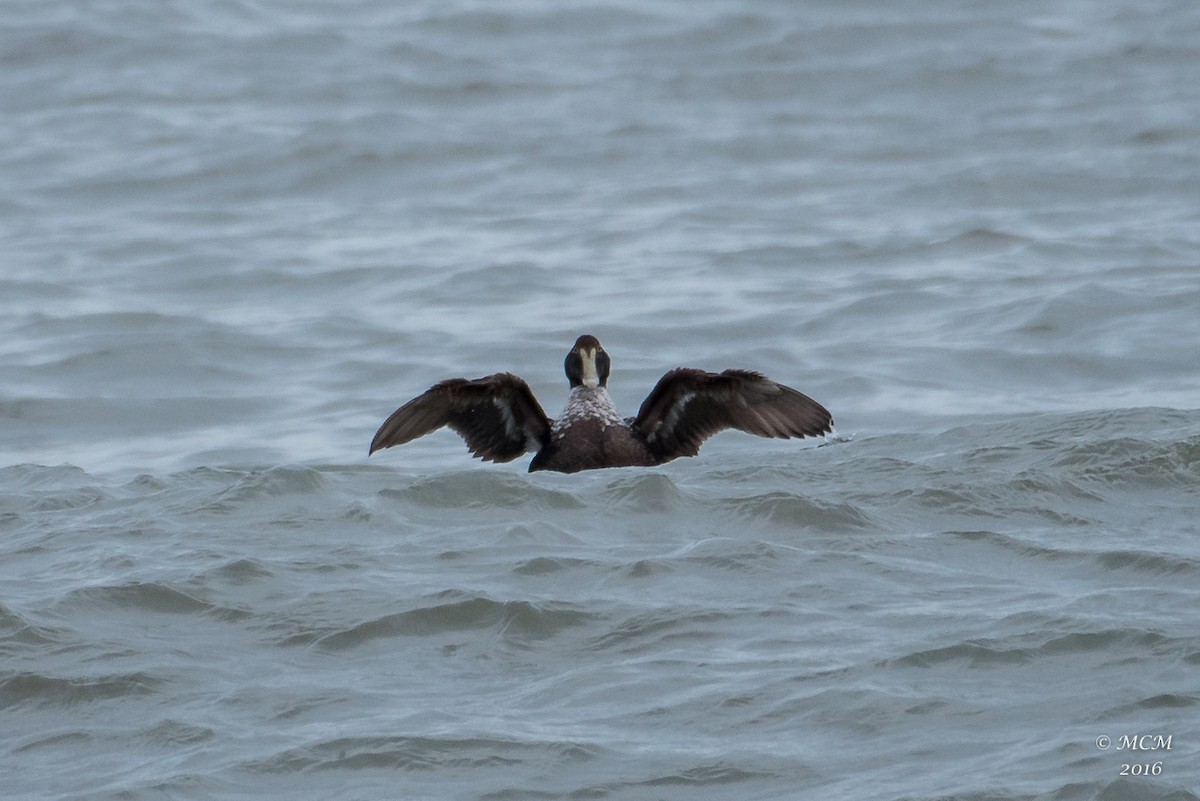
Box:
579, 348, 600, 388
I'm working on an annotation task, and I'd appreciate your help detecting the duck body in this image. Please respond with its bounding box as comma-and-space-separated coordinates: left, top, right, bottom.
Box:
529, 386, 657, 472
369, 335, 833, 474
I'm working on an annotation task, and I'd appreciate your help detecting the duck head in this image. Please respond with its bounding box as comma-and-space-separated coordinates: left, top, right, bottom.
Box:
565, 334, 611, 389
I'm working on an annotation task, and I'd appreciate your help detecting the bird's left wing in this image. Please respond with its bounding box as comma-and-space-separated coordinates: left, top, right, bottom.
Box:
632, 368, 833, 461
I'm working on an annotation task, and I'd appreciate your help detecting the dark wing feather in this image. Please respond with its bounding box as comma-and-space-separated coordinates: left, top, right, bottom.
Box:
633, 368, 833, 461
369, 373, 551, 463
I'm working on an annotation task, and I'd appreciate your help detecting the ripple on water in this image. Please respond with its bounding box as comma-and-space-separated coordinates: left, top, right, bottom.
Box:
381, 471, 584, 510
11, 729, 95, 754
585, 608, 730, 655
511, 555, 601, 577
600, 472, 692, 512
889, 628, 1182, 672
948, 531, 1200, 578
597, 762, 783, 794
206, 557, 276, 584
55, 581, 251, 623
135, 718, 218, 747
314, 594, 595, 651
672, 537, 795, 574
727, 490, 872, 532
214, 465, 329, 503
0, 602, 60, 650
1, 470, 111, 513
60, 582, 212, 615
1094, 550, 1200, 576
0, 671, 162, 709
1052, 435, 1200, 489
243, 734, 604, 774
1111, 693, 1200, 713
889, 642, 1035, 669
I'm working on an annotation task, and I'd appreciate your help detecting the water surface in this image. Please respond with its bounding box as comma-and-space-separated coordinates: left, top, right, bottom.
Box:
3, 1, 1199, 799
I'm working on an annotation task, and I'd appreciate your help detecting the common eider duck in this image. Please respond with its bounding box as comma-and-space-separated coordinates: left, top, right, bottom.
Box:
369, 335, 833, 473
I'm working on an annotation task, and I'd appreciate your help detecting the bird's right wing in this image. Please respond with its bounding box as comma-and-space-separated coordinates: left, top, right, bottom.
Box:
369, 373, 551, 463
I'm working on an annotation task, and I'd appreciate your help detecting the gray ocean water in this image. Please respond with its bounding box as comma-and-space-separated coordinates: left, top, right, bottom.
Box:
3, 1, 1200, 799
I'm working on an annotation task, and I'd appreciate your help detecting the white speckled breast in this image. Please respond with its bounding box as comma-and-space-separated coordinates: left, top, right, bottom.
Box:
552, 386, 625, 438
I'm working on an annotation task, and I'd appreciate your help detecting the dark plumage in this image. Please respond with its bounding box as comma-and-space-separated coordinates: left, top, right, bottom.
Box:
369, 374, 549, 464
369, 335, 834, 473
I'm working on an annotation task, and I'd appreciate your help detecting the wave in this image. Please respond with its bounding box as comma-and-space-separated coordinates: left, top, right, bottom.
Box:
0, 671, 161, 709
381, 471, 584, 511
314, 594, 595, 652
889, 627, 1182, 670
56, 581, 250, 623
243, 733, 604, 775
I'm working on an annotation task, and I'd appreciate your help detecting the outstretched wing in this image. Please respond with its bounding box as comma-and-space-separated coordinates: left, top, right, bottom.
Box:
633, 368, 833, 461
369, 372, 551, 463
